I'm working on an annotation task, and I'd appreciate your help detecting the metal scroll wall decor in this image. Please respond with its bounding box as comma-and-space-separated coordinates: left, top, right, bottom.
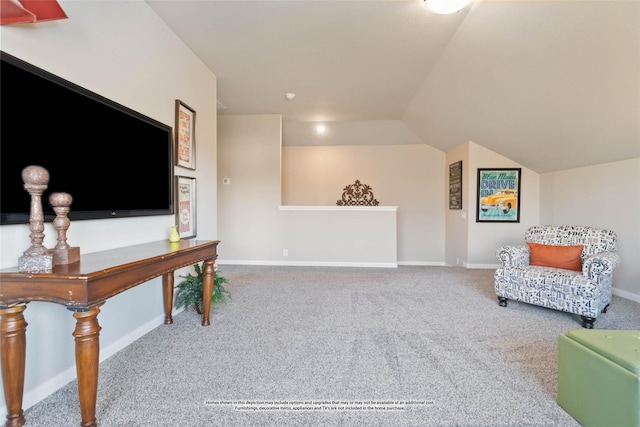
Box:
336, 180, 379, 206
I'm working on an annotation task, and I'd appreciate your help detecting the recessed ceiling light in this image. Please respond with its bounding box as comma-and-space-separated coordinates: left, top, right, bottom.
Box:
285, 92, 296, 101
316, 125, 326, 133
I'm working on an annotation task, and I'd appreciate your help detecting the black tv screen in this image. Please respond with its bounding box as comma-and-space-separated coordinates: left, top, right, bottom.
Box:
0, 52, 174, 225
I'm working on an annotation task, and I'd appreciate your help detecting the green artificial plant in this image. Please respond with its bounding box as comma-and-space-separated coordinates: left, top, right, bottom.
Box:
174, 262, 230, 313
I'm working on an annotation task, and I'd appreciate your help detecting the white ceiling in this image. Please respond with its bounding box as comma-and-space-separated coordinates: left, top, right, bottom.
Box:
147, 0, 640, 173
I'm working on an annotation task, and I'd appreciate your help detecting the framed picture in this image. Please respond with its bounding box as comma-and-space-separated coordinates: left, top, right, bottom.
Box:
175, 100, 196, 170
176, 176, 197, 238
476, 168, 521, 223
449, 160, 462, 209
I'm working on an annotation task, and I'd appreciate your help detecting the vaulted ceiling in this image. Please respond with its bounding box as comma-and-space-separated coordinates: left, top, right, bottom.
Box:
147, 0, 640, 173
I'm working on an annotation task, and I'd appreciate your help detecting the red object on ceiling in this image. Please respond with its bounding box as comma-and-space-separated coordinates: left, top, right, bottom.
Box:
1, 0, 67, 25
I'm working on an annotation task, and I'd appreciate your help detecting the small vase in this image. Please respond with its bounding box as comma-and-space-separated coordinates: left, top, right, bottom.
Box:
169, 225, 180, 243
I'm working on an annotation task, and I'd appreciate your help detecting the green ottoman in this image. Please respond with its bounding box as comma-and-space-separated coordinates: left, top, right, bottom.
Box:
557, 329, 640, 427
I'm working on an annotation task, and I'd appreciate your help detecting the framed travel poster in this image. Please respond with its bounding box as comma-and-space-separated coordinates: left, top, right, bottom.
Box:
476, 168, 521, 223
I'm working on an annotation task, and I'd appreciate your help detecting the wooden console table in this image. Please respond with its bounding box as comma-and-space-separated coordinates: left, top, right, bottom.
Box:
0, 239, 219, 427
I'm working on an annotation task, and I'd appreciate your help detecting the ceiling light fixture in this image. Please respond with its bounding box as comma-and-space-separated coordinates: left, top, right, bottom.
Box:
423, 0, 470, 15
316, 125, 326, 134
285, 92, 296, 101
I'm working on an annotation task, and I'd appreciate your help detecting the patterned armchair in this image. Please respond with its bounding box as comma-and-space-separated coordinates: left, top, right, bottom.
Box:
495, 225, 621, 328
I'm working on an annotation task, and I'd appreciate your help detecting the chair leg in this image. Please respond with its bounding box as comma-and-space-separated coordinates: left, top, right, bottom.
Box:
497, 297, 508, 307
581, 316, 596, 329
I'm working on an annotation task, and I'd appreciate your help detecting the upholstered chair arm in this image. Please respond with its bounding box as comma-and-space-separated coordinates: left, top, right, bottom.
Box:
496, 245, 530, 267
583, 252, 622, 279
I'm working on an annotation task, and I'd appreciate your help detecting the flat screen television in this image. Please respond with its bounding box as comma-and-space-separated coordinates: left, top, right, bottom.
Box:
0, 51, 174, 225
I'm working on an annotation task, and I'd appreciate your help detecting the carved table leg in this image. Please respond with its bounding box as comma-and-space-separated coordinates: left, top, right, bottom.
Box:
201, 259, 215, 326
162, 272, 174, 325
0, 304, 28, 427
71, 304, 103, 427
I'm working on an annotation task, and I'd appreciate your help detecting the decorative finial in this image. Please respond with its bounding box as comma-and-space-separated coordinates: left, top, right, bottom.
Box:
49, 192, 80, 265
18, 165, 53, 272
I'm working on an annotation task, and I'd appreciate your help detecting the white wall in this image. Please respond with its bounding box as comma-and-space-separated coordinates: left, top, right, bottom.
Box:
541, 158, 640, 300
219, 118, 638, 301
218, 117, 446, 266
217, 115, 284, 262
445, 142, 541, 268
0, 1, 218, 416
283, 120, 427, 147
465, 142, 541, 268
277, 206, 398, 267
282, 143, 445, 264
445, 144, 470, 267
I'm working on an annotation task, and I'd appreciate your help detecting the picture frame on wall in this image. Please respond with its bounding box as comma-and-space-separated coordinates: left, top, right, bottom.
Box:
175, 100, 196, 170
176, 176, 197, 238
449, 160, 462, 210
476, 168, 521, 223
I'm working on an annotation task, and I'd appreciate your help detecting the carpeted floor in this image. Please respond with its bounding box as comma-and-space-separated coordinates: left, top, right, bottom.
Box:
23, 265, 640, 426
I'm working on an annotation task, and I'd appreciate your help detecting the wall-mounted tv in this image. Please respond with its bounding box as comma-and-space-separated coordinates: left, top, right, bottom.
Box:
0, 51, 174, 225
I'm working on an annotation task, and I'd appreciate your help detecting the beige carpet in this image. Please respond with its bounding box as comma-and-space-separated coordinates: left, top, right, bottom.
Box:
23, 265, 640, 426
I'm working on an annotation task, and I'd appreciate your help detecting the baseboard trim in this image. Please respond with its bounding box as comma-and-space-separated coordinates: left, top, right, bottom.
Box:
217, 260, 398, 268
465, 263, 500, 269
397, 261, 447, 266
219, 260, 482, 268
613, 287, 640, 303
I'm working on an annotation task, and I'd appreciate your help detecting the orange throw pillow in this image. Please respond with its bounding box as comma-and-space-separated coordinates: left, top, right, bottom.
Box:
528, 242, 584, 272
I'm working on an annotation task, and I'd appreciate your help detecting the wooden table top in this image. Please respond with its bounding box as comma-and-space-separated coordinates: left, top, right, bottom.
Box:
0, 239, 219, 309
